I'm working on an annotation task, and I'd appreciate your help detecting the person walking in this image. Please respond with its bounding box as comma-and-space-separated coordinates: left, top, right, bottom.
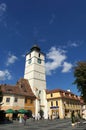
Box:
32, 113, 35, 121
71, 110, 76, 126
19, 114, 23, 123
23, 114, 27, 125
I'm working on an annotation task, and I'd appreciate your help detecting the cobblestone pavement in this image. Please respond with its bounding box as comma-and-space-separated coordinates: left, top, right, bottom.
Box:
0, 118, 86, 130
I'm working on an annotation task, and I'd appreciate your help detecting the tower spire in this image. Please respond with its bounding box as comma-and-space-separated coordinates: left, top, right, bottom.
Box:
30, 44, 40, 52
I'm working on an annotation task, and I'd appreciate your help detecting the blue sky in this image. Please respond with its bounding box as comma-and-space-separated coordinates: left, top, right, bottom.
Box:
0, 0, 86, 95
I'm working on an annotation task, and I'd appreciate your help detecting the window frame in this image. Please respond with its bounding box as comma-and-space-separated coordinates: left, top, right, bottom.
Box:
6, 98, 10, 103
14, 97, 18, 102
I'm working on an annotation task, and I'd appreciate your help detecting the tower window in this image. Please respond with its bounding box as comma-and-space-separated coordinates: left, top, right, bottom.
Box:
39, 53, 40, 57
37, 58, 41, 64
28, 59, 32, 64
30, 54, 31, 58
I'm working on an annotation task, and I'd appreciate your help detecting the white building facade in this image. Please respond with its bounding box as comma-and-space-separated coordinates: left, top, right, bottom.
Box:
24, 45, 48, 119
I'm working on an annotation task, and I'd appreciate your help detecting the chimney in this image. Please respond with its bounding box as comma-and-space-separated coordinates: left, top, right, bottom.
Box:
67, 89, 70, 92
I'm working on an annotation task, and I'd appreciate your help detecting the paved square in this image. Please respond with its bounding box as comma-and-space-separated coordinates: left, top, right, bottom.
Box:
0, 119, 86, 130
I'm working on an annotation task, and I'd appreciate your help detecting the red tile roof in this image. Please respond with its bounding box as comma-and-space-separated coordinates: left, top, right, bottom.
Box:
0, 78, 36, 99
46, 88, 81, 101
46, 88, 73, 94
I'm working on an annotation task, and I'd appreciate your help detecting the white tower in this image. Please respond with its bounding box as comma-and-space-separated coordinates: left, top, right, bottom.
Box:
24, 45, 48, 119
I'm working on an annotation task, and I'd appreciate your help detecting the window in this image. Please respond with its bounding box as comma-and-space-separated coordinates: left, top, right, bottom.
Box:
28, 59, 31, 64
39, 53, 40, 57
14, 98, 18, 102
25, 98, 27, 103
6, 89, 12, 92
51, 101, 53, 106
51, 93, 53, 97
37, 58, 41, 64
6, 98, 10, 102
56, 101, 58, 106
30, 99, 33, 104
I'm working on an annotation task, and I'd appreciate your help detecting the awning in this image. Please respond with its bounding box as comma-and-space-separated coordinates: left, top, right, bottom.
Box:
5, 109, 15, 114
18, 109, 28, 114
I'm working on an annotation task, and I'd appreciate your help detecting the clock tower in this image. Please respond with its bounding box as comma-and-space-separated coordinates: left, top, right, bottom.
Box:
24, 45, 48, 119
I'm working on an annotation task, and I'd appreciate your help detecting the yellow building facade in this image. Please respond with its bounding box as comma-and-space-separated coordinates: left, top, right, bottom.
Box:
24, 97, 35, 114
0, 78, 36, 115
47, 89, 82, 119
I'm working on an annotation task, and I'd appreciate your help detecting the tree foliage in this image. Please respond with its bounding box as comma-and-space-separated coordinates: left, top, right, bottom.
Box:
73, 61, 86, 102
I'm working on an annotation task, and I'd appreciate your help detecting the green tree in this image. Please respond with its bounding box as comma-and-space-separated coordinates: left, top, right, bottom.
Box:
73, 61, 86, 102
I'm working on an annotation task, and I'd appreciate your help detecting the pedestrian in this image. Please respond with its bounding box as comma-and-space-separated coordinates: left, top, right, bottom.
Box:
19, 114, 23, 123
23, 114, 27, 125
51, 115, 52, 120
71, 111, 75, 126
48, 114, 49, 120
32, 113, 35, 121
37, 112, 40, 120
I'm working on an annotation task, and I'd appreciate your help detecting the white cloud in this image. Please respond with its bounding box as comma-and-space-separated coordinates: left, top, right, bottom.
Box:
45, 46, 73, 75
6, 53, 18, 66
61, 41, 80, 49
0, 3, 7, 21
45, 47, 67, 75
67, 41, 79, 48
62, 62, 73, 73
71, 43, 78, 47
0, 70, 11, 81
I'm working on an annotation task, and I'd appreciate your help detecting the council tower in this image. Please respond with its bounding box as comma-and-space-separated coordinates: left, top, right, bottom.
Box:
24, 45, 48, 119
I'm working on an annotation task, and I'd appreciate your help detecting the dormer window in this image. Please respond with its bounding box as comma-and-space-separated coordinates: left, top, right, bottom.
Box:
63, 93, 65, 96
14, 98, 18, 102
6, 89, 12, 92
6, 98, 10, 102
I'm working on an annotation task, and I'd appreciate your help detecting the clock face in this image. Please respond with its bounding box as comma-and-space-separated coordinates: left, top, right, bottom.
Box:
37, 58, 41, 64
28, 59, 32, 64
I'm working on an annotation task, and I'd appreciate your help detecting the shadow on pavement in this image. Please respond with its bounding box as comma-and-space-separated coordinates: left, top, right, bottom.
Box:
0, 119, 13, 124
